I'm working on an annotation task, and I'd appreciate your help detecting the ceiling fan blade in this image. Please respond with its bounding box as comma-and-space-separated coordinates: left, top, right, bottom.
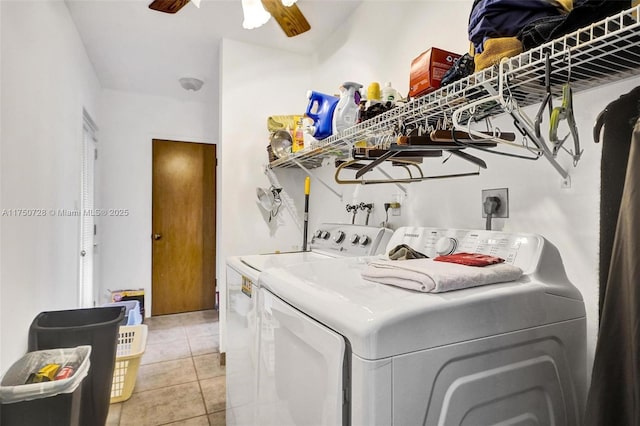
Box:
148, 0, 190, 14
261, 0, 311, 37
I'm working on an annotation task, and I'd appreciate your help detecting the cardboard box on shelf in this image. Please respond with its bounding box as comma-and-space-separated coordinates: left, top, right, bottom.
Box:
111, 289, 145, 320
409, 47, 461, 98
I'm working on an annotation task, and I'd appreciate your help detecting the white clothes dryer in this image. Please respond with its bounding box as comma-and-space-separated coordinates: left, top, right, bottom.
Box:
225, 223, 392, 425
255, 227, 587, 425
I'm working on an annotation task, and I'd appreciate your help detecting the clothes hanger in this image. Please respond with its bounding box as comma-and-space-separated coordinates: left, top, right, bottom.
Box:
451, 126, 541, 161
429, 129, 512, 144
593, 91, 640, 144
334, 158, 480, 185
335, 158, 423, 184
593, 107, 606, 143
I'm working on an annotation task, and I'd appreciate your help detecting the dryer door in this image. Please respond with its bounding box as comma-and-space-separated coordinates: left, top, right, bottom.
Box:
256, 287, 347, 426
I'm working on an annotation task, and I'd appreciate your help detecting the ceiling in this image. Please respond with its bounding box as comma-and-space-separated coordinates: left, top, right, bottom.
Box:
65, 0, 363, 102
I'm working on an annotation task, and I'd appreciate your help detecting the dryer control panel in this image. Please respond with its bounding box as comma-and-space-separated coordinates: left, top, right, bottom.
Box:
310, 223, 393, 257
386, 228, 544, 275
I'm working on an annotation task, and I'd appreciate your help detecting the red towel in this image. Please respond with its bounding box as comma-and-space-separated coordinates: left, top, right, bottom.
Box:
434, 252, 505, 267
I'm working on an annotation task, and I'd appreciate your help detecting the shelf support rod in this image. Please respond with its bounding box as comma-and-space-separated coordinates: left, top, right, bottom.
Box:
450, 60, 569, 179
483, 76, 570, 179
292, 159, 343, 201
507, 107, 569, 179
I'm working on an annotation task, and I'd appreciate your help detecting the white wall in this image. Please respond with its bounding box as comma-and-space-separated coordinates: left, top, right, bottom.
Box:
0, 0, 101, 373
305, 0, 640, 379
97, 89, 216, 315
0, 0, 4, 376
312, 1, 468, 97
218, 39, 312, 351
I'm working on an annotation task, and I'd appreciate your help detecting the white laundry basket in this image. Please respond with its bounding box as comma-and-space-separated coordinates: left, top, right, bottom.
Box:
110, 325, 147, 403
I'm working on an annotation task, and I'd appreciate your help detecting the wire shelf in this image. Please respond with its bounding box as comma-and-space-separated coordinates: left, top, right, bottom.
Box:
269, 6, 640, 170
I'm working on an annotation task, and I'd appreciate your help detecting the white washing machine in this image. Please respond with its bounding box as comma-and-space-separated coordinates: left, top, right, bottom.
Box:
225, 223, 392, 425
255, 227, 587, 426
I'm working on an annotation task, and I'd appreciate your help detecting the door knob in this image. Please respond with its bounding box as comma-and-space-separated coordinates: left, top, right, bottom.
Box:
153, 233, 162, 241
80, 250, 86, 257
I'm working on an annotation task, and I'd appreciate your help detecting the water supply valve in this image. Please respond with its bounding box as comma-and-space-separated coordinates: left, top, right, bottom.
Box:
359, 202, 373, 225
346, 203, 359, 224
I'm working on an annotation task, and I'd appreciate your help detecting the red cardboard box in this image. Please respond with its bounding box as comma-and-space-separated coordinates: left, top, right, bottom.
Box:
409, 47, 461, 97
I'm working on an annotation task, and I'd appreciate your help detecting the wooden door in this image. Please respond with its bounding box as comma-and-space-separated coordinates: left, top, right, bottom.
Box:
152, 139, 216, 315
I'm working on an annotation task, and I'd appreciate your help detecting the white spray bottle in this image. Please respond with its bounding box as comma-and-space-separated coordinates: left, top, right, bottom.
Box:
332, 81, 363, 135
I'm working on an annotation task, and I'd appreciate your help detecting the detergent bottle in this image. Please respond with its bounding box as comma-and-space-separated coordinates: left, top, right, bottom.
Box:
332, 82, 363, 134
305, 91, 339, 140
382, 82, 398, 104
292, 116, 305, 152
367, 82, 381, 103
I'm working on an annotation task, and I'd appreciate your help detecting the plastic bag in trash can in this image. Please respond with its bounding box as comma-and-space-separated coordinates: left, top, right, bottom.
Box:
0, 346, 91, 404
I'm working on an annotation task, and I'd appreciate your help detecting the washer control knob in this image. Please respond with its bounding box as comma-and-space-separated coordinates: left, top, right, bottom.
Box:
333, 231, 346, 243
350, 234, 360, 245
321, 231, 330, 240
435, 237, 458, 255
314, 230, 323, 239
359, 235, 371, 247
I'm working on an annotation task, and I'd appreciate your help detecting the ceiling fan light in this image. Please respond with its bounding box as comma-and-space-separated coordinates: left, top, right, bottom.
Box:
281, 0, 298, 6
242, 0, 272, 30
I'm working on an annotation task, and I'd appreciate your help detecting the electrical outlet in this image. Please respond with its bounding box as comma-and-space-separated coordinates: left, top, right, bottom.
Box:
481, 188, 509, 218
392, 193, 402, 216
389, 201, 400, 216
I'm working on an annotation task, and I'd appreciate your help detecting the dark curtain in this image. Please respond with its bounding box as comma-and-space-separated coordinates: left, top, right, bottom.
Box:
586, 88, 640, 425
598, 87, 640, 315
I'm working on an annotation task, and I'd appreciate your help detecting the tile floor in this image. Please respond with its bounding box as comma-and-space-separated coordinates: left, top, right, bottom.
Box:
106, 310, 226, 426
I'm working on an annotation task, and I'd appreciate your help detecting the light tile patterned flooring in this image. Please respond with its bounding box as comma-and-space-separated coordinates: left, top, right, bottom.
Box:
106, 310, 226, 426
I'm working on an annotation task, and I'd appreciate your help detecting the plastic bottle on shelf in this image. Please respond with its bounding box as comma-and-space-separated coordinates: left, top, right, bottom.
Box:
367, 82, 381, 102
305, 90, 340, 140
332, 81, 363, 134
382, 82, 398, 104
292, 116, 305, 153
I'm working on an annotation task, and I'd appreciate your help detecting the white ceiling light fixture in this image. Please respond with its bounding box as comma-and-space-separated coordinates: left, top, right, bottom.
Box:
179, 77, 204, 91
242, 0, 272, 30
281, 0, 298, 6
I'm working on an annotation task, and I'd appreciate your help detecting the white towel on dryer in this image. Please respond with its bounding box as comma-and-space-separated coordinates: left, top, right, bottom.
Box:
361, 258, 523, 293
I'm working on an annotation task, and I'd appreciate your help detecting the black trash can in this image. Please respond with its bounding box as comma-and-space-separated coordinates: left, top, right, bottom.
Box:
0, 346, 92, 426
28, 307, 124, 426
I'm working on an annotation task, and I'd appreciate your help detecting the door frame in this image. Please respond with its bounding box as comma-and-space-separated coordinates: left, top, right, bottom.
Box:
150, 138, 217, 316
79, 109, 98, 308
